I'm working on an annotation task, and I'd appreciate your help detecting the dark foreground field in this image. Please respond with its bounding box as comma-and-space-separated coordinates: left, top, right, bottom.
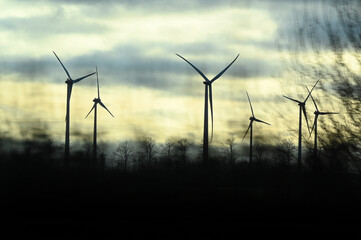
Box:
1, 158, 361, 237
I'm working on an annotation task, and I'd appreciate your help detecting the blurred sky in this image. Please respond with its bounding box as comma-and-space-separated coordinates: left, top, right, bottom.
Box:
0, 0, 345, 147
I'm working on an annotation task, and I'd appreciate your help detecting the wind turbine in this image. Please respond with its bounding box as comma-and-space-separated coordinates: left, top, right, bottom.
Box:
85, 67, 114, 162
53, 51, 96, 163
242, 92, 270, 163
307, 88, 338, 157
283, 79, 320, 169
176, 53, 239, 162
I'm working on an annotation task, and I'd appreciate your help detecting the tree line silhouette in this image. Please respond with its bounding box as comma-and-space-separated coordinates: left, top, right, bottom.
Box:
0, 130, 354, 174
1, 131, 360, 234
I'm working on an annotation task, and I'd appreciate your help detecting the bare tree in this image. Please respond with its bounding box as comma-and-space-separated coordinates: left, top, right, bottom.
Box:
160, 137, 176, 168
139, 136, 158, 166
175, 138, 192, 165
114, 141, 134, 171
254, 142, 268, 163
223, 137, 237, 166
277, 139, 296, 167
164, 137, 176, 160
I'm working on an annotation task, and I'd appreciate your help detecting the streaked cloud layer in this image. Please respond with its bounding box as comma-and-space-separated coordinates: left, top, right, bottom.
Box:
0, 0, 342, 147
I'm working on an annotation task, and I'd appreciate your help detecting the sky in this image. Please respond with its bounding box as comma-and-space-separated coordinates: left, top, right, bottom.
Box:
0, 0, 347, 151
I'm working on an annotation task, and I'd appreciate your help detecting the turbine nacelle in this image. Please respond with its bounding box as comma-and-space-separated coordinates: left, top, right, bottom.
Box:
93, 98, 101, 103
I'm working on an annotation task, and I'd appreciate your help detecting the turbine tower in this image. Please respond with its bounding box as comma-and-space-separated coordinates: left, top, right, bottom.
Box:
307, 88, 338, 157
53, 51, 96, 164
85, 67, 114, 163
242, 92, 270, 163
283, 79, 319, 169
176, 53, 239, 162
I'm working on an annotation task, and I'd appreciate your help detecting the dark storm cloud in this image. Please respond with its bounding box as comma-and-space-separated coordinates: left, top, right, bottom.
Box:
1, 41, 277, 95
0, 57, 51, 79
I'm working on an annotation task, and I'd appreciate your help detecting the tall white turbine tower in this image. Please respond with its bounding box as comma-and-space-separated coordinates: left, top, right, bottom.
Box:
53, 51, 96, 164
176, 53, 239, 163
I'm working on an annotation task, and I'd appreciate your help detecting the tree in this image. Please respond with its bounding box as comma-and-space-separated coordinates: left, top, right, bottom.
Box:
276, 139, 296, 167
254, 142, 268, 163
164, 137, 176, 160
114, 141, 134, 171
175, 138, 192, 165
161, 137, 176, 168
223, 137, 237, 166
139, 136, 158, 166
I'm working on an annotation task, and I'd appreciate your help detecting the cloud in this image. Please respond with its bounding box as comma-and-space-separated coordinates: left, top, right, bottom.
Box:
0, 42, 278, 98
273, 0, 348, 52
14, 0, 252, 11
0, 7, 110, 37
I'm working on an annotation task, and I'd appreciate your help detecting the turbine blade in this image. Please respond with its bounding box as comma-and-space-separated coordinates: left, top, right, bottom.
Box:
320, 112, 339, 115
309, 115, 317, 137
209, 84, 214, 142
283, 95, 301, 104
246, 91, 254, 117
96, 66, 100, 99
53, 51, 72, 80
176, 53, 210, 82
85, 103, 96, 119
242, 122, 252, 140
72, 72, 96, 83
210, 54, 239, 83
99, 101, 114, 118
254, 118, 271, 125
302, 105, 310, 134
304, 79, 320, 103
307, 86, 319, 112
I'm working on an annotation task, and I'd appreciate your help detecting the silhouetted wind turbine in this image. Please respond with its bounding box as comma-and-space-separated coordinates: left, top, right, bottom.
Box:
242, 92, 270, 163
176, 53, 239, 162
85, 67, 114, 162
53, 51, 96, 164
307, 87, 338, 157
283, 79, 319, 169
